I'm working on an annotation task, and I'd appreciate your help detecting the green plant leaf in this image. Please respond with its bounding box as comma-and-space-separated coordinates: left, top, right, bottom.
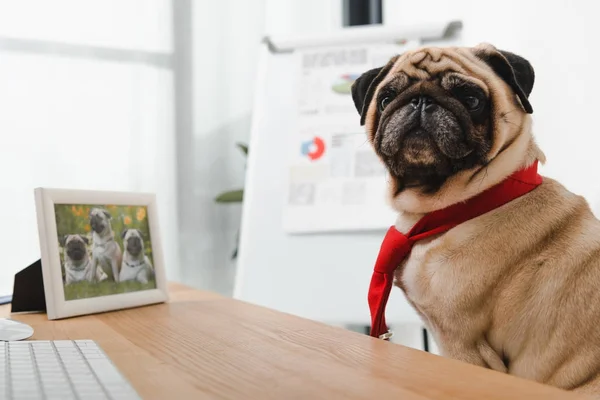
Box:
215, 189, 244, 203
236, 142, 248, 156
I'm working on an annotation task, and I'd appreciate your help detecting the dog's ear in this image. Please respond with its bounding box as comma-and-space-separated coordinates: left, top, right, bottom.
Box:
121, 229, 129, 240
473, 44, 534, 114
79, 235, 89, 245
102, 209, 112, 220
136, 229, 144, 238
351, 55, 399, 126
59, 235, 68, 247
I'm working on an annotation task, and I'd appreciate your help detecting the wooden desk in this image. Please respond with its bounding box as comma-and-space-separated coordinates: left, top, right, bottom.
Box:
0, 283, 590, 399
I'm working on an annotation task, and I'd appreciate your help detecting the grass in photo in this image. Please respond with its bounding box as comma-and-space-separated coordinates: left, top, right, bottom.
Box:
63, 280, 157, 300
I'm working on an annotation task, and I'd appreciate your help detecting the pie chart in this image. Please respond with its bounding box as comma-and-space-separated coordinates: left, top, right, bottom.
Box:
301, 137, 326, 161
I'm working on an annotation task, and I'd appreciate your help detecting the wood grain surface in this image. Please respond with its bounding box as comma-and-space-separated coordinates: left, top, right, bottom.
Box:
0, 283, 590, 399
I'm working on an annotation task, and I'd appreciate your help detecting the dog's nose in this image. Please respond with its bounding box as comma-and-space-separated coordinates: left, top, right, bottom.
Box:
410, 95, 436, 112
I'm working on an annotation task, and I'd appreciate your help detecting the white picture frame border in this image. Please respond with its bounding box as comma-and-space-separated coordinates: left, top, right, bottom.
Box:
34, 187, 169, 320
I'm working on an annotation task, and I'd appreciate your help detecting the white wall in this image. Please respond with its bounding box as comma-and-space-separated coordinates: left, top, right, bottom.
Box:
384, 0, 600, 212
179, 0, 266, 295
181, 0, 342, 295
265, 0, 342, 37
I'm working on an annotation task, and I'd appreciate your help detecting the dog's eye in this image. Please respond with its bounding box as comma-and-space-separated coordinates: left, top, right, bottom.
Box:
379, 96, 392, 112
464, 96, 481, 110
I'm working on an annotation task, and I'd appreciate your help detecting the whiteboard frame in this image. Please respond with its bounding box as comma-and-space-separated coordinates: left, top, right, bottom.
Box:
263, 20, 462, 53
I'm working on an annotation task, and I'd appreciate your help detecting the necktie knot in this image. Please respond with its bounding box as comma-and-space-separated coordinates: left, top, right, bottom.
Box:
373, 228, 412, 275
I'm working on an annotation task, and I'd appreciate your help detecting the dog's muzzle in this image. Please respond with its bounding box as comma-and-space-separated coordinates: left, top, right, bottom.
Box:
90, 215, 104, 233
380, 90, 474, 161
126, 237, 142, 256
66, 242, 86, 261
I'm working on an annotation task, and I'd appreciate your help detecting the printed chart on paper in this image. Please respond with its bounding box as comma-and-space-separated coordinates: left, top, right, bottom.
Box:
283, 41, 420, 233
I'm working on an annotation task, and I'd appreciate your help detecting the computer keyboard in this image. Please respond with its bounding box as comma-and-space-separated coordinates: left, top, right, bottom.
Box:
1, 339, 141, 399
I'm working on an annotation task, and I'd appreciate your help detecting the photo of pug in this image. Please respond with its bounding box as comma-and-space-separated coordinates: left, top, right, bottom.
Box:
351, 42, 600, 396
119, 228, 154, 284
54, 204, 157, 301
60, 234, 107, 284
89, 207, 122, 283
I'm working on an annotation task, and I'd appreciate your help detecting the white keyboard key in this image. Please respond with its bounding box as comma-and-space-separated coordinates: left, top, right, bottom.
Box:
52, 340, 76, 346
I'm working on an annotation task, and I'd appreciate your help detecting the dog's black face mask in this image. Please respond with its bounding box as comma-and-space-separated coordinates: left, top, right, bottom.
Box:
126, 236, 143, 257
65, 236, 88, 261
351, 47, 534, 194
90, 215, 105, 234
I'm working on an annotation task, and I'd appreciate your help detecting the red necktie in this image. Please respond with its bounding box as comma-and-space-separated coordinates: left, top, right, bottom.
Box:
368, 161, 543, 340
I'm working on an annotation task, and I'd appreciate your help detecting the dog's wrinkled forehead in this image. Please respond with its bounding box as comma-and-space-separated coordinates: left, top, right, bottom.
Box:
90, 207, 109, 219
395, 47, 466, 76
66, 235, 85, 244
379, 46, 490, 95
124, 229, 142, 240
354, 43, 535, 128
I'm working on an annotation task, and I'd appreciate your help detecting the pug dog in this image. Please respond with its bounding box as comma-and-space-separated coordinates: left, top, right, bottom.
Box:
89, 207, 122, 283
119, 229, 154, 284
60, 234, 107, 284
352, 43, 600, 397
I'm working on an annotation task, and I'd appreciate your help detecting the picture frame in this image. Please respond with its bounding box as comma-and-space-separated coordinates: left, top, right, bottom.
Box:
34, 187, 169, 320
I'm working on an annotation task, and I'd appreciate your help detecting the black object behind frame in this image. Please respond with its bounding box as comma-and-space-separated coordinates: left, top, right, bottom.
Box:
11, 259, 47, 314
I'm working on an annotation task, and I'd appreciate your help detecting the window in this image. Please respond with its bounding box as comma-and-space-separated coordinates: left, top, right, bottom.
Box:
0, 0, 179, 295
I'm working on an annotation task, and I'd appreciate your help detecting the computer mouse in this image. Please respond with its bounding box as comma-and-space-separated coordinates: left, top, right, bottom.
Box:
0, 318, 34, 341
